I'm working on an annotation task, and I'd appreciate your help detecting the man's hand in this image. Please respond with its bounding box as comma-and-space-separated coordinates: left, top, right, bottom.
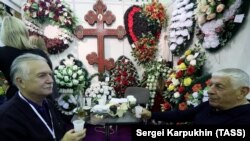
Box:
140, 108, 152, 119
61, 128, 86, 141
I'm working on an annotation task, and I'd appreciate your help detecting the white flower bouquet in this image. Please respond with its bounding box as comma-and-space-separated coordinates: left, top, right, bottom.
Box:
54, 55, 89, 89
55, 54, 90, 115
85, 81, 116, 105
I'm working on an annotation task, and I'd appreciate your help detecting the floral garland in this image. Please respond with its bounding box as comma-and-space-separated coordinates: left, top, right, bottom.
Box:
163, 45, 206, 111
109, 56, 139, 98
168, 0, 196, 56
196, 0, 247, 50
23, 0, 77, 33
141, 59, 170, 107
124, 1, 167, 65
85, 81, 116, 104
54, 54, 90, 115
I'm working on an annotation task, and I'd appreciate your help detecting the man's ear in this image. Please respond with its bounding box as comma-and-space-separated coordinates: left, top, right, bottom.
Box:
240, 86, 250, 97
15, 77, 25, 88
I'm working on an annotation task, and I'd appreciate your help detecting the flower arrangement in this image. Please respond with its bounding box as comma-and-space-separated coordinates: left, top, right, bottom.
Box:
142, 1, 167, 27
24, 19, 73, 55
124, 1, 167, 65
168, 0, 196, 56
163, 45, 206, 110
109, 56, 139, 98
131, 33, 158, 64
186, 79, 210, 107
196, 0, 246, 50
141, 59, 170, 107
23, 0, 77, 33
55, 54, 90, 115
44, 25, 73, 54
54, 54, 89, 90
85, 81, 116, 104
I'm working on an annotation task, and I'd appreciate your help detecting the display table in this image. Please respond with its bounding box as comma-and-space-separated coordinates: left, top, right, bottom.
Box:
72, 111, 141, 141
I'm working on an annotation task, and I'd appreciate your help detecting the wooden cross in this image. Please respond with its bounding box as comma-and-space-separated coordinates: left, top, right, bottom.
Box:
74, 0, 126, 74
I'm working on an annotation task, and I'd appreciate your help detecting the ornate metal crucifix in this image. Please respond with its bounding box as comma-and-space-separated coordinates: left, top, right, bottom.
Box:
74, 0, 126, 75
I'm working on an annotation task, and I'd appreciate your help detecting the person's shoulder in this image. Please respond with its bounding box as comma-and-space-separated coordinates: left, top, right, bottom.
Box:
0, 99, 16, 118
0, 95, 26, 119
0, 46, 20, 52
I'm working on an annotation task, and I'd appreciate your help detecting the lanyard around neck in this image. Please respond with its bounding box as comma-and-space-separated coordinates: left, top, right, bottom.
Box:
18, 92, 56, 140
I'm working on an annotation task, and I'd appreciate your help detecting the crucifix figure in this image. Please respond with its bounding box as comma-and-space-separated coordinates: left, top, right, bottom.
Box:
74, 0, 126, 75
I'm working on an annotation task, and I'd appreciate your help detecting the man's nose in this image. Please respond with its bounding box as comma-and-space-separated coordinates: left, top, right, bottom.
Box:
207, 85, 214, 95
47, 75, 54, 83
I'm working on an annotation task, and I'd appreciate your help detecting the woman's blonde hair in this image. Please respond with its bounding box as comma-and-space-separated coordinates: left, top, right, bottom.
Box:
29, 35, 48, 53
0, 16, 34, 49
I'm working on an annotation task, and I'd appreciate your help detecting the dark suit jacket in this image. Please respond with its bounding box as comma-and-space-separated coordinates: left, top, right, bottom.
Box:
0, 94, 66, 141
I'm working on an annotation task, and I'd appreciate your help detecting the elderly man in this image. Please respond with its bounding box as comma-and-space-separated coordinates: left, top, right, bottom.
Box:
141, 68, 250, 124
0, 53, 86, 141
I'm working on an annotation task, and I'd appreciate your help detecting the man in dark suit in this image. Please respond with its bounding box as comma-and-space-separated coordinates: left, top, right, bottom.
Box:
0, 53, 86, 141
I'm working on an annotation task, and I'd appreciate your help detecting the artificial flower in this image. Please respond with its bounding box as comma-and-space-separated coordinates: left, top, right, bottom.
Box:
55, 55, 90, 115
23, 0, 77, 33
85, 81, 116, 104
109, 56, 139, 98
168, 0, 196, 56
196, 0, 246, 50
54, 55, 89, 89
163, 44, 206, 111
142, 59, 170, 107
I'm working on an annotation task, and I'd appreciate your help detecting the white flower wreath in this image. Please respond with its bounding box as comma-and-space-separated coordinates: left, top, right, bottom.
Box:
168, 0, 196, 56
55, 54, 90, 115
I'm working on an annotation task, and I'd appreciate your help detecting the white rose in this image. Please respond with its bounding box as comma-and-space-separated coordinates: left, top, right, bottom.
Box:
72, 65, 78, 70
203, 90, 208, 96
63, 103, 69, 109
66, 82, 73, 87
170, 44, 177, 51
64, 76, 69, 82
192, 92, 199, 98
173, 92, 180, 98
72, 79, 79, 85
67, 69, 73, 75
172, 78, 180, 86
72, 73, 77, 78
79, 76, 84, 81
187, 55, 194, 61
99, 89, 104, 93
54, 70, 59, 75
62, 69, 67, 75
58, 65, 65, 70
190, 60, 197, 66
176, 37, 184, 45
202, 96, 209, 102
77, 70, 83, 75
